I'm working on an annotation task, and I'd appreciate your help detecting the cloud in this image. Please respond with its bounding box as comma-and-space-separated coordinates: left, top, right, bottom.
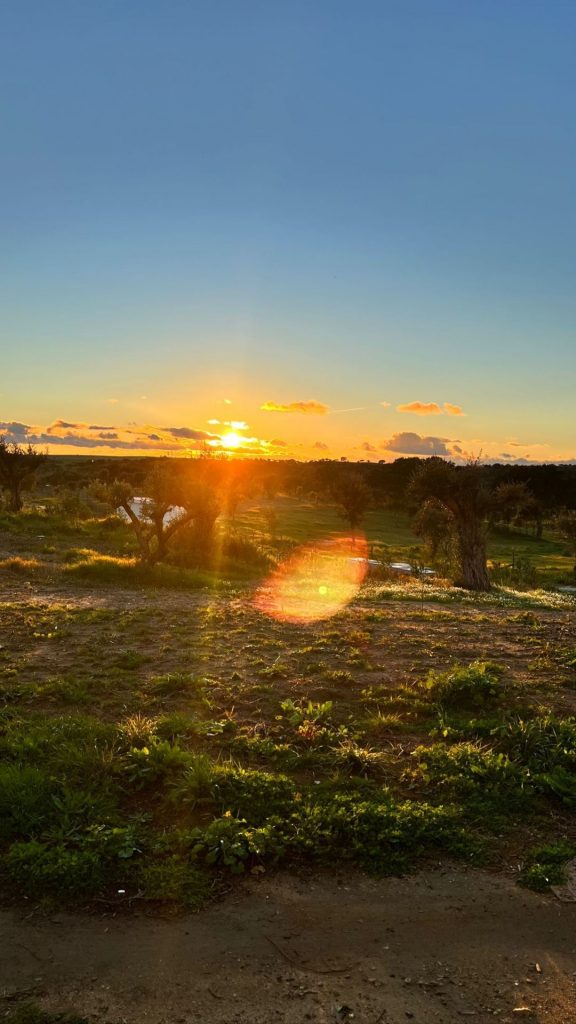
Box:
0, 422, 32, 440
164, 426, 217, 440
105, 398, 119, 404
269, 438, 288, 447
148, 433, 161, 440
261, 400, 329, 415
381, 432, 452, 456
47, 420, 86, 433
380, 401, 391, 408
397, 401, 466, 416
360, 441, 377, 452
97, 432, 118, 440
397, 402, 443, 415
312, 441, 329, 450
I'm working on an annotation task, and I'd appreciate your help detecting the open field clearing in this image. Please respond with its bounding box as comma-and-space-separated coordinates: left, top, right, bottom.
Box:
1, 510, 576, 1022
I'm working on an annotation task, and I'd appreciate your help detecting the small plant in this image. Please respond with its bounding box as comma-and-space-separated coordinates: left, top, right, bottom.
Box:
117, 713, 157, 748
421, 661, 504, 709
0, 765, 57, 839
407, 741, 530, 817
124, 739, 191, 787
280, 697, 333, 727
5, 840, 107, 899
519, 841, 576, 892
171, 754, 216, 808
138, 855, 210, 907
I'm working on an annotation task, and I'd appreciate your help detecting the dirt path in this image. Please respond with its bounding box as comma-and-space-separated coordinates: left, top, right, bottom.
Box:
1, 868, 575, 1024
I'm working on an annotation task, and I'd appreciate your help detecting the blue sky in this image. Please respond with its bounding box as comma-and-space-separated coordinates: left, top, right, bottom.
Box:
1, 0, 575, 461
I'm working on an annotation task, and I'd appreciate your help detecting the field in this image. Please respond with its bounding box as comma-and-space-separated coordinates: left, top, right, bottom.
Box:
1, 500, 576, 1021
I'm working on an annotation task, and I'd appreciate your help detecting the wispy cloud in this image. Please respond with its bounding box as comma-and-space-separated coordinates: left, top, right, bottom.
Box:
261, 400, 329, 415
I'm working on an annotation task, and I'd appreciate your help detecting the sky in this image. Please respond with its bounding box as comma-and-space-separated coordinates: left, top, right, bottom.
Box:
1, 0, 575, 464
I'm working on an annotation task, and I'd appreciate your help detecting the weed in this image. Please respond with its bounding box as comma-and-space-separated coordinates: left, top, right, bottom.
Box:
4, 840, 107, 899
519, 841, 576, 892
421, 661, 505, 709
138, 855, 210, 907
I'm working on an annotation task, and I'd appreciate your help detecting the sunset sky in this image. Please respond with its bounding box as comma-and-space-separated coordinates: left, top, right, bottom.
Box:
2, 1, 575, 464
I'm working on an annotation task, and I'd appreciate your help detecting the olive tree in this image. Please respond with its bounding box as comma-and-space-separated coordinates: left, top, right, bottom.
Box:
411, 459, 492, 591
330, 470, 373, 539
0, 437, 47, 512
92, 464, 220, 566
555, 510, 576, 576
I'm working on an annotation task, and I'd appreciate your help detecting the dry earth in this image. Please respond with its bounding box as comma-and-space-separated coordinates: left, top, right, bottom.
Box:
1, 867, 576, 1024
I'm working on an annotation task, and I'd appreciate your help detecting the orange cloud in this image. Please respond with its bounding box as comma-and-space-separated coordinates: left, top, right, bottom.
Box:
397, 402, 443, 415
261, 400, 329, 415
397, 401, 466, 416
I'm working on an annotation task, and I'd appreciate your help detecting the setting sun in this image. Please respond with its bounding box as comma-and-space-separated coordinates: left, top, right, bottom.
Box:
220, 431, 243, 449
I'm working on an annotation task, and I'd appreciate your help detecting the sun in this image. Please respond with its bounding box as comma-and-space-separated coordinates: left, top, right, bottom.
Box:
220, 431, 243, 449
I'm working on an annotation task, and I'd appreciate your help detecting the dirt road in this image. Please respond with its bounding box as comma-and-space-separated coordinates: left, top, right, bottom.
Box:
1, 867, 575, 1023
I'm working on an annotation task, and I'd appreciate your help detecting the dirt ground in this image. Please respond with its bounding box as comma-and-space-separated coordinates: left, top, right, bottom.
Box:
1, 867, 575, 1024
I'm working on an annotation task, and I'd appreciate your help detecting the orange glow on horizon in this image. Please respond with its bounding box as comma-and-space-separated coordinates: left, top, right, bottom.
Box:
254, 534, 369, 624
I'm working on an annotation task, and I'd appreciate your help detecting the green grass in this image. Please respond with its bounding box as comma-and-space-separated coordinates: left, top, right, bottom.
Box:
231, 497, 574, 584
1, 499, 575, 907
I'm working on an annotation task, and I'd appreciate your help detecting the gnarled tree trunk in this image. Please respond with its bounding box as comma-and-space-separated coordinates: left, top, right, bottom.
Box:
456, 522, 490, 591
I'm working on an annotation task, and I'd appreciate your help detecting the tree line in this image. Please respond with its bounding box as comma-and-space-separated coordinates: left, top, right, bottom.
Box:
2, 437, 576, 591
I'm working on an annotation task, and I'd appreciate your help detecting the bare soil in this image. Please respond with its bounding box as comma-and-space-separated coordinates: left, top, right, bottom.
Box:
1, 867, 575, 1024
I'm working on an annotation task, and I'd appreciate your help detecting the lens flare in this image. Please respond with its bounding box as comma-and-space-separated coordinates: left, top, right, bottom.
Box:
254, 534, 369, 624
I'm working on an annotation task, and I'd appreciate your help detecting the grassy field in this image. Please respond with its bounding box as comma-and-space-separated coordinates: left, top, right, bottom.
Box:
0, 499, 575, 914
235, 496, 574, 586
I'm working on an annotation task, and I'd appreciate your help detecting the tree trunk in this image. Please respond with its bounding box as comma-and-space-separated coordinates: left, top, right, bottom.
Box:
456, 522, 491, 591
7, 483, 23, 513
